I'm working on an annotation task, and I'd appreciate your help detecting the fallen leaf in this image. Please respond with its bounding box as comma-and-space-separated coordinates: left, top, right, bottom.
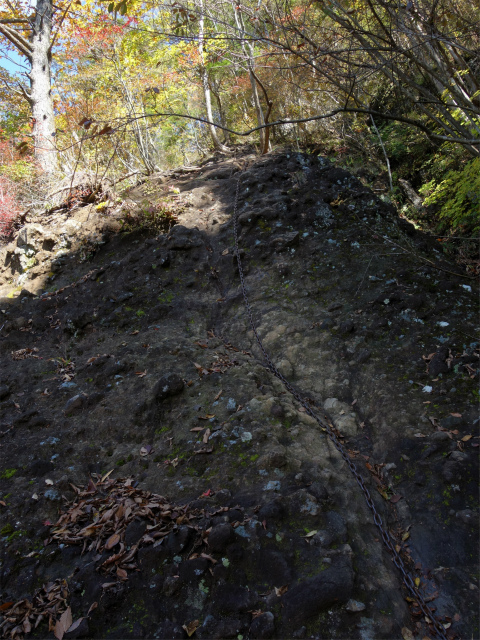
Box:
415, 577, 421, 587
221, 249, 229, 255
116, 567, 128, 580
130, 330, 139, 335
102, 582, 118, 590
100, 469, 114, 483
443, 622, 451, 629
450, 413, 462, 417
54, 606, 72, 640
190, 427, 204, 432
200, 553, 217, 563
351, 399, 357, 406
135, 371, 147, 377
461, 435, 473, 441
302, 530, 317, 538
414, 433, 426, 438
203, 428, 211, 444
105, 533, 120, 550
65, 619, 85, 635
390, 494, 402, 504
201, 489, 212, 497
87, 602, 98, 616
214, 389, 223, 401
182, 619, 200, 637
0, 602, 14, 611
0, 500, 6, 506
274, 585, 288, 597
45, 479, 54, 485
402, 531, 410, 541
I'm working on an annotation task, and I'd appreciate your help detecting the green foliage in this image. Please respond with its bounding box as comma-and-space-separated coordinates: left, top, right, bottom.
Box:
0, 469, 17, 479
419, 158, 480, 234
120, 201, 179, 234
0, 160, 35, 183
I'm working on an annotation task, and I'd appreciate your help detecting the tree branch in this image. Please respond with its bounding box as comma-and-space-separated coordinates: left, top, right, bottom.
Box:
55, 108, 480, 155
0, 23, 33, 59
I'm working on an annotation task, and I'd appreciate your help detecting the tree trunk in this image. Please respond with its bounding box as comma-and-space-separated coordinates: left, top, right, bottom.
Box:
29, 0, 57, 174
233, 6, 269, 153
198, 1, 228, 152
0, 0, 58, 174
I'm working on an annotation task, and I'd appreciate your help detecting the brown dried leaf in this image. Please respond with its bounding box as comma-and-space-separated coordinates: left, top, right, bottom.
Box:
105, 533, 120, 550
461, 435, 473, 441
203, 428, 211, 444
54, 606, 72, 640
274, 585, 288, 597
182, 620, 200, 637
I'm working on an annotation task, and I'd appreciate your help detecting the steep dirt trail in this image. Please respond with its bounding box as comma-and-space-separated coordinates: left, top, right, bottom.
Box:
0, 151, 478, 640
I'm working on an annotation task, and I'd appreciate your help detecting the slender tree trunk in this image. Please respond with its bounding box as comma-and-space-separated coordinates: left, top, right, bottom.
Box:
29, 0, 57, 174
233, 6, 269, 152
198, 0, 228, 152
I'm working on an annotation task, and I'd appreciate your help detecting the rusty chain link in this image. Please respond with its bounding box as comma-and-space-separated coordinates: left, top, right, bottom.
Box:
231, 173, 448, 640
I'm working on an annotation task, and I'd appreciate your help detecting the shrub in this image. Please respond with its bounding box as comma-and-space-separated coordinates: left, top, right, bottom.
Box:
419, 158, 480, 235
0, 176, 21, 239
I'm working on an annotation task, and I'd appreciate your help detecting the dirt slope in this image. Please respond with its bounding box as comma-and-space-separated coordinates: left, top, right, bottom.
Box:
0, 150, 478, 640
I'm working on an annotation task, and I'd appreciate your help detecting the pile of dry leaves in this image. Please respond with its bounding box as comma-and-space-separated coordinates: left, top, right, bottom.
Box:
0, 579, 91, 640
47, 475, 208, 584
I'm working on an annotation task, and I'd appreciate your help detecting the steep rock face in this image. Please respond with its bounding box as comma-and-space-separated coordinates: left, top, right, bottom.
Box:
0, 151, 478, 640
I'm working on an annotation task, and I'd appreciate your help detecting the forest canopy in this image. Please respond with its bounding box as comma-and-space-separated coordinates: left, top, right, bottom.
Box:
0, 0, 479, 243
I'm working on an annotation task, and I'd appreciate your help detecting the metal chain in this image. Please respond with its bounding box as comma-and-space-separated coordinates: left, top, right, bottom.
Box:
231, 174, 448, 640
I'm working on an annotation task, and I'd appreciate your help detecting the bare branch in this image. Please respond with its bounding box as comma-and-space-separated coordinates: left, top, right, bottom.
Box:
0, 23, 33, 59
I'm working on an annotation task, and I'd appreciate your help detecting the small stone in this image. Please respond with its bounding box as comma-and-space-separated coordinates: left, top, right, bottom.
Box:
60, 381, 78, 390
213, 584, 256, 614
64, 394, 86, 414
327, 303, 343, 312
13, 316, 28, 329
162, 576, 181, 597
44, 489, 61, 501
250, 612, 275, 639
153, 373, 184, 402
264, 481, 281, 491
282, 559, 353, 626
292, 627, 307, 639
339, 320, 355, 334
208, 523, 234, 553
270, 404, 285, 419
346, 599, 366, 612
226, 398, 236, 413
356, 348, 371, 364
